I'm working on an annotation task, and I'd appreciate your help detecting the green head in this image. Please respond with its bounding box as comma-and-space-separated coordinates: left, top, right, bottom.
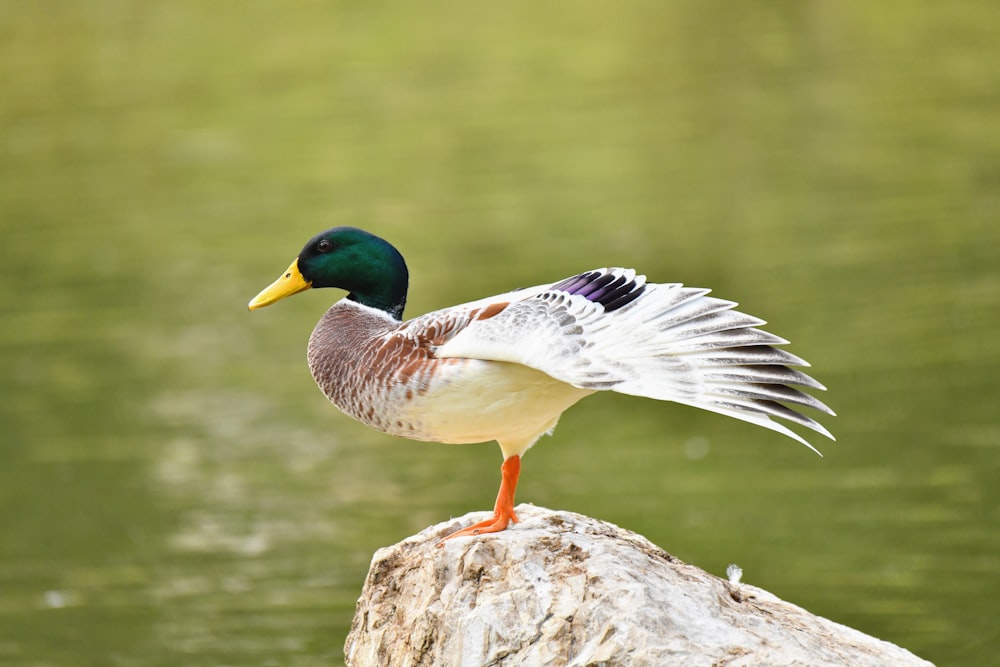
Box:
248, 227, 409, 319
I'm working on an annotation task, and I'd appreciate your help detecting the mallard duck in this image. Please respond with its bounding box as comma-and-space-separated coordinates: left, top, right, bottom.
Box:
249, 227, 834, 544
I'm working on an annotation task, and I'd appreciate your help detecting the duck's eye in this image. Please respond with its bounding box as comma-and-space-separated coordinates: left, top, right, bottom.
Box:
317, 239, 334, 252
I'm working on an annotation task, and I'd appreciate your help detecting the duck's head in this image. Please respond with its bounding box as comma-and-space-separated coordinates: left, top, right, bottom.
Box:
248, 227, 409, 320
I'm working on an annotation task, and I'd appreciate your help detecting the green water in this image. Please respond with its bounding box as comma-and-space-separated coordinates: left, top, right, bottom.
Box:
2, 3, 998, 665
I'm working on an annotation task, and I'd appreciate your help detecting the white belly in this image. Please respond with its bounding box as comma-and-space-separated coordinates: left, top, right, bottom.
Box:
398, 359, 594, 456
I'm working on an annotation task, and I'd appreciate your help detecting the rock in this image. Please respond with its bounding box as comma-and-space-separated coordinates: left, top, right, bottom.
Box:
345, 505, 933, 667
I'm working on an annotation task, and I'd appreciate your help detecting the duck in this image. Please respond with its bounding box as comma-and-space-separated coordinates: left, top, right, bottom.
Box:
248, 226, 834, 544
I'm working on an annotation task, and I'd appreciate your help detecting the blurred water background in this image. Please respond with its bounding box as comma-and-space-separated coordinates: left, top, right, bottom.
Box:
2, 3, 998, 665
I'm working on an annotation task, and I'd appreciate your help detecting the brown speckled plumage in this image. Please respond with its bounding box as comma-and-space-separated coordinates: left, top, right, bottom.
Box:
307, 299, 533, 442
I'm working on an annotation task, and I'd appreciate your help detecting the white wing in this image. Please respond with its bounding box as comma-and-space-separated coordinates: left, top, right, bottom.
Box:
435, 268, 834, 452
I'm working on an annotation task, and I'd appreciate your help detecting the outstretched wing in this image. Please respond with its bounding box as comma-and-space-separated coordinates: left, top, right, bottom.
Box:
433, 269, 835, 451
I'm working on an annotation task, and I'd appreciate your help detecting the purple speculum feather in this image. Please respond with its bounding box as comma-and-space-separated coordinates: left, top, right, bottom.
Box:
552, 270, 645, 312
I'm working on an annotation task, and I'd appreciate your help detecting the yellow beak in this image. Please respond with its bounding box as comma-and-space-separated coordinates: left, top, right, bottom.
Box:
248, 259, 312, 310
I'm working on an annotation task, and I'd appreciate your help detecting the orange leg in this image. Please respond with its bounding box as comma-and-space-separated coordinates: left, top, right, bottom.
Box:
437, 455, 521, 546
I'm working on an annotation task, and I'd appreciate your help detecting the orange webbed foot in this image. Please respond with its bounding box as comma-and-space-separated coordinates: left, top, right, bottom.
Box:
435, 455, 521, 548
435, 508, 517, 546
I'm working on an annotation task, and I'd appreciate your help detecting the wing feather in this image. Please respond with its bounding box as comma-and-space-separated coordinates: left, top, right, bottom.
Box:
431, 269, 834, 450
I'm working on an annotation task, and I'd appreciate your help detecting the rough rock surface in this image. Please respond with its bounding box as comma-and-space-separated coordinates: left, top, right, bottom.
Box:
345, 505, 933, 667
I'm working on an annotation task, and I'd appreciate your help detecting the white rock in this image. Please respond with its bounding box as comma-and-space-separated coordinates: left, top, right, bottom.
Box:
345, 505, 933, 667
